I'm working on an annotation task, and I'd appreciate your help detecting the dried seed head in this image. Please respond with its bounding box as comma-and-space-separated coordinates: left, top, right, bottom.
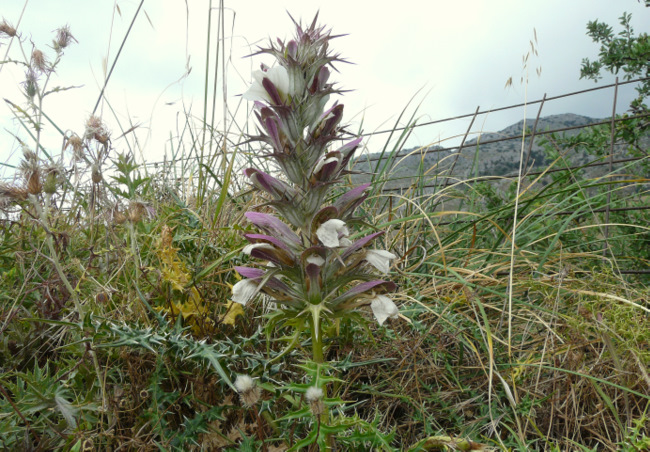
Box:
305, 386, 323, 402
95, 292, 109, 304
31, 49, 48, 72
91, 164, 102, 184
84, 115, 110, 144
66, 134, 85, 160
305, 386, 325, 416
112, 206, 127, 225
0, 183, 28, 202
26, 171, 42, 195
0, 19, 17, 37
234, 375, 261, 407
20, 158, 42, 195
128, 201, 146, 223
53, 25, 75, 52
21, 145, 38, 163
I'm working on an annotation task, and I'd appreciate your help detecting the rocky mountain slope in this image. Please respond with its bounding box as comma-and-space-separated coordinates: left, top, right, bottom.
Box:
350, 113, 607, 191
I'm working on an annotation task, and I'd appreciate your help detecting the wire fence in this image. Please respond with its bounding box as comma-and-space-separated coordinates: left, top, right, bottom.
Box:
359, 77, 649, 275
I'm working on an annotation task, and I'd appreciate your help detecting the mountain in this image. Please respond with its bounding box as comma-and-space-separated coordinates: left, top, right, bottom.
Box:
350, 113, 605, 191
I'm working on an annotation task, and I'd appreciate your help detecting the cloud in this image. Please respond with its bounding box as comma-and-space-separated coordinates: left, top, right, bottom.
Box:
1, 0, 647, 175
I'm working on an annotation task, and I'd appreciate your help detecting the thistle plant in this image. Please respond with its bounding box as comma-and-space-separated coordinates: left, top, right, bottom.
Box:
233, 16, 400, 366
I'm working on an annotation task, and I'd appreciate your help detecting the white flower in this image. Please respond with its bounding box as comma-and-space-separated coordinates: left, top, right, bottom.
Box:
364, 249, 397, 274
232, 279, 258, 306
370, 294, 399, 326
339, 237, 352, 247
242, 243, 274, 255
313, 155, 339, 176
234, 375, 255, 393
243, 65, 291, 103
316, 219, 348, 248
305, 386, 324, 402
306, 254, 325, 266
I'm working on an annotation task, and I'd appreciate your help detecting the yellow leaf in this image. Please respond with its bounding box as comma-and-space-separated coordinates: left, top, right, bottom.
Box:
222, 301, 244, 326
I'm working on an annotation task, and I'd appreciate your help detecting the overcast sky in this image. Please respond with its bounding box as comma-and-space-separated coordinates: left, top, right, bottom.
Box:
1, 0, 648, 176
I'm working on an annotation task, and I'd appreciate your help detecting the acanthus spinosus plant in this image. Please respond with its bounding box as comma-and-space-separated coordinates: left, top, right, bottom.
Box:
233, 16, 400, 365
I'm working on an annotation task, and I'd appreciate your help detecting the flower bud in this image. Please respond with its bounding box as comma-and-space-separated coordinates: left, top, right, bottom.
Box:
91, 164, 102, 184
23, 69, 38, 99
287, 40, 298, 59
43, 172, 58, 194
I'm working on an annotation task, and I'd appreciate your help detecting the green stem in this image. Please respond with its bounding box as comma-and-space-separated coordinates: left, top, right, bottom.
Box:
311, 316, 324, 364
34, 194, 110, 425
310, 306, 332, 451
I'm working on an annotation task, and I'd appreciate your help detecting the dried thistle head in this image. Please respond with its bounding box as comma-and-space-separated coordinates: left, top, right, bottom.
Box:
53, 25, 75, 52
65, 134, 85, 160
31, 49, 48, 73
0, 19, 17, 38
234, 375, 261, 407
0, 182, 28, 202
91, 164, 102, 184
20, 157, 42, 195
21, 145, 38, 163
305, 386, 325, 416
127, 201, 153, 223
84, 115, 110, 144
112, 206, 127, 225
